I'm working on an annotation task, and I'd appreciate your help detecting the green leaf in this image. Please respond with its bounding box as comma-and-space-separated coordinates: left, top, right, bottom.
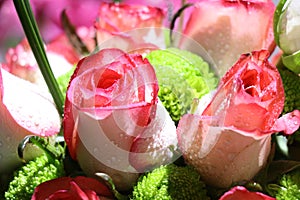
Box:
13, 0, 64, 117
282, 50, 300, 74
267, 160, 300, 182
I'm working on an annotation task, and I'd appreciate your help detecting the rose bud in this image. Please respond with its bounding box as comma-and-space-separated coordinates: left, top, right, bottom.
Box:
0, 67, 61, 175
274, 0, 300, 74
64, 48, 179, 191
31, 176, 114, 200
219, 186, 275, 200
177, 50, 300, 188
182, 0, 276, 76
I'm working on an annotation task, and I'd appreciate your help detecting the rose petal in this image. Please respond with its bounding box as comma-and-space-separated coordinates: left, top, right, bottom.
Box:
2, 69, 61, 136
177, 114, 271, 188
0, 67, 60, 174
272, 110, 300, 135
31, 176, 113, 200
129, 99, 178, 172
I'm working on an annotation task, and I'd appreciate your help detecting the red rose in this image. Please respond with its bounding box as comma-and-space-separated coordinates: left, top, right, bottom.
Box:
31, 176, 114, 200
177, 50, 300, 188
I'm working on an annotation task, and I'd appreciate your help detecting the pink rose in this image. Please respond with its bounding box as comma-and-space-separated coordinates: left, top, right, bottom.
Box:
95, 2, 165, 49
177, 50, 300, 188
64, 48, 178, 191
219, 186, 275, 200
182, 0, 276, 76
0, 67, 60, 174
31, 176, 114, 200
3, 38, 77, 86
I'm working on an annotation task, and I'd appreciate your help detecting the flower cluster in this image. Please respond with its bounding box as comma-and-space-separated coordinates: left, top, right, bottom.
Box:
1, 0, 300, 200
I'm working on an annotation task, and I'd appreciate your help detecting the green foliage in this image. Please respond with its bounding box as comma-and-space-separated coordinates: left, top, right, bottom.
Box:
132, 164, 209, 200
146, 48, 218, 123
56, 66, 75, 100
4, 153, 65, 200
268, 168, 300, 200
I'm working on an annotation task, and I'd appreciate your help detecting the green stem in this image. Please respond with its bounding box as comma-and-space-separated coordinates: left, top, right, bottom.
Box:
13, 0, 64, 117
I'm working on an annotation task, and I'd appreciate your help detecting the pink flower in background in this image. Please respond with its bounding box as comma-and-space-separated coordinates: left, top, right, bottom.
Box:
0, 67, 61, 174
219, 186, 275, 200
94, 2, 165, 49
2, 37, 77, 86
183, 0, 276, 76
177, 50, 300, 188
31, 176, 114, 200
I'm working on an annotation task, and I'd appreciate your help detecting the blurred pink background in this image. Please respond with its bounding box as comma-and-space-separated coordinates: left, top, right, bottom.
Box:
0, 0, 280, 61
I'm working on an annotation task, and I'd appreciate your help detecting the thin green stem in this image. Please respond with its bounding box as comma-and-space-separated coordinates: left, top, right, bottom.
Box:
13, 0, 64, 117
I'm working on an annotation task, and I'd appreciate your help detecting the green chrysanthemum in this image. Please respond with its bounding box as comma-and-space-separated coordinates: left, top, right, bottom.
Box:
268, 168, 300, 200
146, 48, 218, 123
132, 164, 209, 200
56, 66, 75, 100
5, 153, 65, 200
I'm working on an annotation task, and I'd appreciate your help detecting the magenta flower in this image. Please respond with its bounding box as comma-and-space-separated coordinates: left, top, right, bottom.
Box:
219, 186, 275, 200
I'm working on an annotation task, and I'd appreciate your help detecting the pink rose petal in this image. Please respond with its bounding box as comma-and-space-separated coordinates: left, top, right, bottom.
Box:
0, 67, 60, 174
31, 176, 114, 200
219, 186, 276, 200
272, 110, 300, 135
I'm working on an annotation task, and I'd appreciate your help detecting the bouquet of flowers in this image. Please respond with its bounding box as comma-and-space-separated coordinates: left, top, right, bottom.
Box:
1, 0, 300, 199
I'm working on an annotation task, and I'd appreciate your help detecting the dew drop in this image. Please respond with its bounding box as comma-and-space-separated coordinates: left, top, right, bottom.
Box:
93, 148, 99, 154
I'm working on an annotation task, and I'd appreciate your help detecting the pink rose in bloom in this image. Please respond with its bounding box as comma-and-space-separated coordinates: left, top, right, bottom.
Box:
183, 0, 276, 76
31, 176, 114, 200
219, 186, 275, 200
177, 50, 300, 188
64, 48, 178, 191
0, 67, 60, 174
